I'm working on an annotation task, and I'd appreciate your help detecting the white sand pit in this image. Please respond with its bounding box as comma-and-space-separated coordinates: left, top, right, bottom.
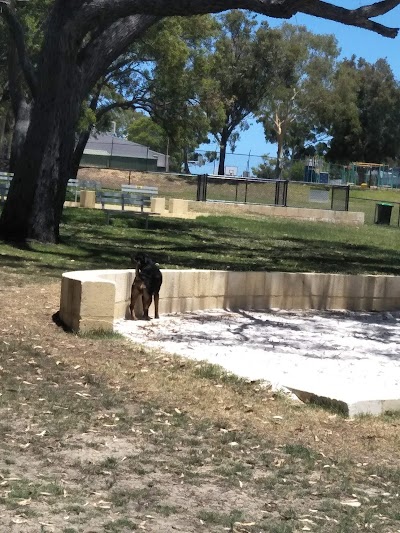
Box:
114, 308, 400, 417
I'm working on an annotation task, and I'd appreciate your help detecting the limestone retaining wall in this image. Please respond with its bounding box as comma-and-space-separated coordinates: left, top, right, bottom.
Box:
59, 269, 400, 333
188, 201, 364, 226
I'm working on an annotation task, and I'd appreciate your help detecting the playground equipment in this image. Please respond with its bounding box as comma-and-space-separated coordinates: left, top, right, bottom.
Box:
303, 159, 400, 188
343, 162, 400, 188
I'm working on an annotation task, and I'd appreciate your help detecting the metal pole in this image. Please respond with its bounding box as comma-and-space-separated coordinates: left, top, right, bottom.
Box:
166, 137, 170, 172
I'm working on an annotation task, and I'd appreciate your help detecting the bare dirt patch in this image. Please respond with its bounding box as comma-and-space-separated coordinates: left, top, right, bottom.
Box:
1, 279, 400, 532
77, 167, 193, 198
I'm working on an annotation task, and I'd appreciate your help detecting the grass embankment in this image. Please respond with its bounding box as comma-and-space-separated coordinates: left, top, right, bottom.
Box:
1, 211, 400, 532
2, 208, 400, 285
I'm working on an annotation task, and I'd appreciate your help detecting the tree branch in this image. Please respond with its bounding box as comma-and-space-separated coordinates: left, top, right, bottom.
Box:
301, 1, 399, 37
0, 2, 37, 97
357, 0, 400, 18
72, 0, 399, 39
78, 14, 159, 96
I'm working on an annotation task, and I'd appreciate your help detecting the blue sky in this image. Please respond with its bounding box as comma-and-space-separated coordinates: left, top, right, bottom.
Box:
198, 2, 400, 173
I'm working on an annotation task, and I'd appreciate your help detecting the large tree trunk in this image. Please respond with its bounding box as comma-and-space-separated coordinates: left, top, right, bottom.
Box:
217, 144, 226, 175
0, 114, 6, 161
0, 8, 83, 243
182, 146, 191, 174
9, 99, 31, 172
275, 136, 284, 179
217, 129, 229, 175
7, 29, 32, 172
0, 83, 81, 243
72, 129, 91, 179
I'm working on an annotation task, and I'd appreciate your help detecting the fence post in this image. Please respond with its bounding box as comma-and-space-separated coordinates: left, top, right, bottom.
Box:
196, 174, 208, 201
331, 184, 350, 211
275, 180, 288, 206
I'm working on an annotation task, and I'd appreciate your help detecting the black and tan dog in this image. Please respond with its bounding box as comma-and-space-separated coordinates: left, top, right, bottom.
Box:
130, 252, 162, 320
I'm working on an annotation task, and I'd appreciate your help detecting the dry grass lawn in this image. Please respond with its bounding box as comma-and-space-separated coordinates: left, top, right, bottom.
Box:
1, 274, 400, 532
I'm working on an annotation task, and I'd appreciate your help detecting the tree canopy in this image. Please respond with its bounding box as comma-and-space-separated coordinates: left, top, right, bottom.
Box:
0, 0, 399, 243
258, 23, 339, 177
326, 57, 400, 163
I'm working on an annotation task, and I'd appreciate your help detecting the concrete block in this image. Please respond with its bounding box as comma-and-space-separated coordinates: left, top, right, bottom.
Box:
273, 207, 287, 217
59, 276, 82, 328
246, 271, 266, 296
169, 198, 189, 215
194, 270, 212, 297
303, 273, 327, 297
368, 298, 387, 312
158, 299, 173, 315
209, 270, 228, 296
280, 295, 295, 309
223, 295, 247, 310
266, 295, 287, 309
291, 296, 314, 310
385, 276, 400, 297
114, 300, 130, 320
348, 399, 400, 417
343, 275, 366, 299
372, 276, 387, 299
286, 207, 301, 218
327, 274, 346, 297
281, 273, 306, 297
80, 280, 115, 318
160, 270, 181, 298
268, 272, 286, 296
201, 296, 220, 310
151, 196, 166, 214
227, 271, 247, 296
79, 190, 96, 208
360, 275, 378, 299
180, 298, 197, 313
177, 270, 200, 298
325, 297, 355, 311
112, 270, 133, 303
250, 296, 270, 310
322, 211, 335, 222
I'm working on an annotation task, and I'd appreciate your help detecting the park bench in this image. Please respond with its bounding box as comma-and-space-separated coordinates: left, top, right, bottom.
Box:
0, 172, 14, 203
96, 185, 159, 229
67, 179, 79, 202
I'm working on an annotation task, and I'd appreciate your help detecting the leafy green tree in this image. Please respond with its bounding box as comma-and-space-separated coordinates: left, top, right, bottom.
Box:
326, 57, 400, 164
146, 16, 217, 172
205, 11, 281, 175
258, 23, 339, 178
71, 52, 153, 177
127, 112, 167, 153
0, 0, 398, 243
252, 156, 276, 179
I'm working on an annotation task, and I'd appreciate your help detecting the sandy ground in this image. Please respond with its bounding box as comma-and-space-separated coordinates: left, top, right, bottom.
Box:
115, 308, 400, 405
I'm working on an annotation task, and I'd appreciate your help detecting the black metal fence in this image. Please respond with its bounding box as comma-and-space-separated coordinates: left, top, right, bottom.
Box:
196, 174, 350, 212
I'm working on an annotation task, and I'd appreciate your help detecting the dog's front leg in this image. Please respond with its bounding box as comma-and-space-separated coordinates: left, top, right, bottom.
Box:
154, 293, 160, 319
129, 282, 141, 320
142, 290, 152, 320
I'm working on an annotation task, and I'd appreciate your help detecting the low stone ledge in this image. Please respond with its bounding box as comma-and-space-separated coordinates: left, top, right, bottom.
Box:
59, 269, 400, 333
188, 201, 365, 226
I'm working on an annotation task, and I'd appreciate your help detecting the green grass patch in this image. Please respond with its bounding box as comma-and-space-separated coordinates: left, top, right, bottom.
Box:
2, 207, 400, 285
